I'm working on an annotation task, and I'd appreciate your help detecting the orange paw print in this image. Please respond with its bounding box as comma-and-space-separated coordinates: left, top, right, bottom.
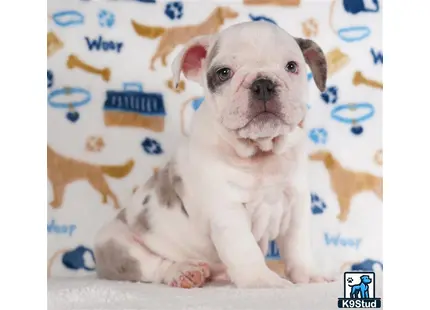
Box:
302, 18, 318, 38
167, 79, 186, 94
85, 136, 105, 152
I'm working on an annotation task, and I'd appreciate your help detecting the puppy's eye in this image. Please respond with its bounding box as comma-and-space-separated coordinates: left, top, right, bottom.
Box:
216, 68, 232, 81
285, 61, 298, 73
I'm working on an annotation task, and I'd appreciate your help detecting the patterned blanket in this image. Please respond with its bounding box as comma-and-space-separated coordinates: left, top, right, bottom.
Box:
47, 0, 382, 278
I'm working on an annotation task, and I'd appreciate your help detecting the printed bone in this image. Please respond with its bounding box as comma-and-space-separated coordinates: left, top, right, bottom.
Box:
352, 71, 382, 89
67, 54, 111, 82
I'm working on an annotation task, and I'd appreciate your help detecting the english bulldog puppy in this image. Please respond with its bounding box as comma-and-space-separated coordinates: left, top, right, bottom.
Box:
94, 21, 330, 288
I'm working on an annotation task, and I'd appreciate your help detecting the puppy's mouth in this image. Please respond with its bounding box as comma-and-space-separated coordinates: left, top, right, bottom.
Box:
251, 111, 282, 123
235, 111, 289, 141
240, 111, 287, 130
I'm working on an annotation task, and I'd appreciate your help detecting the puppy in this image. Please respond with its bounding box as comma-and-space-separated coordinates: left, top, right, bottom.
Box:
94, 21, 329, 288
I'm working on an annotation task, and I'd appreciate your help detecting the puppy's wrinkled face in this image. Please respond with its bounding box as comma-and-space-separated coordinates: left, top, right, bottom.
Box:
172, 21, 327, 141
206, 23, 310, 140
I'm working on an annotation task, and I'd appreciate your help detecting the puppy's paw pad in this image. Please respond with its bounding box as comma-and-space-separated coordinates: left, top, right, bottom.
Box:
178, 275, 195, 288
166, 262, 211, 288
168, 275, 195, 289
184, 270, 204, 287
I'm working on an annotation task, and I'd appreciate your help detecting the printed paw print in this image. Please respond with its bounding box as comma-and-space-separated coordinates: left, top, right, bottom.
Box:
47, 70, 53, 88
98, 9, 115, 28
142, 138, 163, 155
310, 193, 327, 215
85, 136, 105, 152
302, 18, 319, 38
320, 86, 338, 104
347, 277, 354, 283
308, 128, 328, 144
165, 1, 183, 20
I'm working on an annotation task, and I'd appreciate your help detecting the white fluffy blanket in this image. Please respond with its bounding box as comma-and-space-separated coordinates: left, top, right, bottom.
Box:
48, 276, 383, 310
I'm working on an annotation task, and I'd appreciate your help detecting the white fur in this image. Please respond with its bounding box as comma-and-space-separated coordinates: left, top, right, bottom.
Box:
95, 21, 329, 288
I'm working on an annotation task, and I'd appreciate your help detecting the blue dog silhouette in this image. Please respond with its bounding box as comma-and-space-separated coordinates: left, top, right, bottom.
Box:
349, 275, 372, 298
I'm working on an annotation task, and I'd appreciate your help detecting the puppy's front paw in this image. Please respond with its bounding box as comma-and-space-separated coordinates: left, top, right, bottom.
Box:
286, 266, 337, 284
233, 267, 292, 288
165, 262, 211, 289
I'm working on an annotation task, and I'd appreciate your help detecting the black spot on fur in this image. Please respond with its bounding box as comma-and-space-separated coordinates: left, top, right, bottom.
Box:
179, 197, 189, 217
116, 209, 127, 224
94, 240, 142, 282
207, 66, 224, 93
135, 208, 151, 232
142, 195, 150, 205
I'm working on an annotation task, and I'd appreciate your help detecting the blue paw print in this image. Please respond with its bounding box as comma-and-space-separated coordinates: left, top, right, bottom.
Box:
47, 70, 53, 88
320, 86, 338, 104
308, 128, 328, 144
311, 193, 327, 215
98, 9, 115, 28
165, 1, 183, 20
142, 138, 163, 155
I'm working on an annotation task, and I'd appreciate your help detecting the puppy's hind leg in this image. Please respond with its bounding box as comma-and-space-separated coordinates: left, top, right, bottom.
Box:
95, 239, 211, 287
95, 228, 211, 287
95, 237, 172, 283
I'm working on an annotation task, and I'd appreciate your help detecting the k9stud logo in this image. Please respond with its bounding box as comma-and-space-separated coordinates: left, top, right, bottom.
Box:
338, 272, 382, 308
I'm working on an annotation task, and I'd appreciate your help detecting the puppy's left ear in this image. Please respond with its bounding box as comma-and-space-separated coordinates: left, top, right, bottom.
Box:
172, 35, 212, 87
295, 38, 327, 92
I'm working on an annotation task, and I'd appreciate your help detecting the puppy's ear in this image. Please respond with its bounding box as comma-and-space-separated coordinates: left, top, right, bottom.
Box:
171, 35, 212, 87
295, 38, 327, 92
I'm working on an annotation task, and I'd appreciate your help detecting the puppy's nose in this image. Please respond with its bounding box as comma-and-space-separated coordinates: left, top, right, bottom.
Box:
251, 79, 276, 102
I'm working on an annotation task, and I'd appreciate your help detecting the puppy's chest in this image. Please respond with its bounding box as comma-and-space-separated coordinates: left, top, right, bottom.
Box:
230, 153, 296, 201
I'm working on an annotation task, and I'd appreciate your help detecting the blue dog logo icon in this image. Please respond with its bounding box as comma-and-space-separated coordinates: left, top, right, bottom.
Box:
338, 272, 381, 308
348, 275, 372, 299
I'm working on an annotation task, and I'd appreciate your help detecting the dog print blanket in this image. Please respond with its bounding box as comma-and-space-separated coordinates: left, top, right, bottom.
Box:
47, 0, 382, 278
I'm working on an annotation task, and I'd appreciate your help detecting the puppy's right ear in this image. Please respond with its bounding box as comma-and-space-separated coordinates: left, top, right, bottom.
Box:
171, 35, 212, 87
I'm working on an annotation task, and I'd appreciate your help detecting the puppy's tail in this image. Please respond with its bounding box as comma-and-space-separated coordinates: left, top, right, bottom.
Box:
131, 20, 165, 39
100, 159, 135, 179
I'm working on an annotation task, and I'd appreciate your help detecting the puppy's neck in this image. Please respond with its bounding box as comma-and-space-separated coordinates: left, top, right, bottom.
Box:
218, 128, 304, 159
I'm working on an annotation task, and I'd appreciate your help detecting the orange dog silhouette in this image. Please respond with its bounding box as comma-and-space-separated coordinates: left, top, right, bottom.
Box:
309, 150, 382, 222
131, 6, 238, 70
47, 145, 134, 210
